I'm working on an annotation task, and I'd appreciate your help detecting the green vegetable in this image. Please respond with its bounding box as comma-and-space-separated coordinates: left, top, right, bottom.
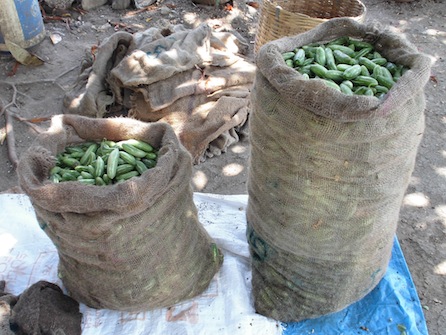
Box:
354, 46, 373, 59
280, 36, 409, 97
61, 171, 80, 181
325, 70, 344, 81
80, 143, 98, 165
49, 138, 159, 186
106, 148, 119, 180
310, 64, 328, 77
352, 75, 379, 87
81, 171, 94, 179
119, 151, 137, 166
336, 64, 352, 71
116, 170, 140, 182
374, 85, 389, 94
118, 139, 154, 153
328, 44, 355, 57
293, 48, 306, 66
324, 47, 337, 70
341, 80, 353, 89
343, 64, 361, 80
380, 66, 394, 81
116, 163, 135, 176
121, 143, 148, 158
78, 178, 96, 185
360, 65, 370, 76
142, 159, 157, 169
322, 80, 341, 91
282, 52, 295, 60
333, 50, 356, 65
60, 156, 80, 168
94, 156, 105, 178
95, 177, 106, 186
315, 46, 326, 66
358, 56, 378, 71
376, 75, 396, 89
340, 83, 354, 95
372, 57, 387, 66
348, 39, 373, 50
135, 160, 148, 175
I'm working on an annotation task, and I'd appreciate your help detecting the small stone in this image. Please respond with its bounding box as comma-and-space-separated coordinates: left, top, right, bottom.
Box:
160, 6, 171, 15
135, 0, 157, 9
82, 0, 108, 10
44, 0, 73, 9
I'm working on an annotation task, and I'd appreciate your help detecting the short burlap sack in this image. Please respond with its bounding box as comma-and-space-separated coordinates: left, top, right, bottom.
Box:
17, 114, 223, 312
247, 18, 432, 322
64, 23, 254, 163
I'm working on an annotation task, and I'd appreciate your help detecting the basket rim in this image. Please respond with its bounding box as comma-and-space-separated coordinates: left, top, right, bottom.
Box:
254, 0, 367, 53
262, 0, 367, 21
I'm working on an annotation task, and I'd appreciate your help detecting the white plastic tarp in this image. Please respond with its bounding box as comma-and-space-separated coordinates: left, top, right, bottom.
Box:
0, 193, 428, 335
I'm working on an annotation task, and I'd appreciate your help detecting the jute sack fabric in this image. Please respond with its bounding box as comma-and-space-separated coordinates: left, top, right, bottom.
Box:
17, 114, 223, 312
63, 23, 253, 163
247, 18, 432, 322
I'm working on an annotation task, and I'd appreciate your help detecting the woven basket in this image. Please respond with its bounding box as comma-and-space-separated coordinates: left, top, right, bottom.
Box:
254, 0, 366, 53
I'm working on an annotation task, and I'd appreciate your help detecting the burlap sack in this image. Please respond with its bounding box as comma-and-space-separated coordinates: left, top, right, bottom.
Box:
126, 58, 254, 162
63, 24, 253, 163
247, 18, 432, 322
17, 114, 223, 312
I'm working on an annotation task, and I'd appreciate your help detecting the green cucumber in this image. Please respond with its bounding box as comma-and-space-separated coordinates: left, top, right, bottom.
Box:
310, 64, 328, 78
106, 148, 120, 180
333, 50, 356, 65
342, 64, 361, 80
315, 46, 326, 66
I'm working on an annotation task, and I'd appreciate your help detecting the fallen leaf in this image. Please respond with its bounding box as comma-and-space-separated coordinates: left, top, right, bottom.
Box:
5, 40, 45, 66
14, 115, 52, 123
247, 1, 259, 8
7, 61, 20, 77
430, 75, 438, 84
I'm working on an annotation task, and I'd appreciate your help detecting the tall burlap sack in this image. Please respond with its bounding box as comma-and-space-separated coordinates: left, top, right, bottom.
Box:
247, 18, 432, 322
17, 114, 223, 312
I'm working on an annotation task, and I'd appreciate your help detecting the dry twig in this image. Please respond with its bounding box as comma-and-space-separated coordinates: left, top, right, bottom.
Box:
4, 109, 18, 168
0, 65, 79, 169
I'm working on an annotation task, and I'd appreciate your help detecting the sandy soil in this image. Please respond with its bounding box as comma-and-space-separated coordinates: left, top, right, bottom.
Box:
0, 0, 445, 333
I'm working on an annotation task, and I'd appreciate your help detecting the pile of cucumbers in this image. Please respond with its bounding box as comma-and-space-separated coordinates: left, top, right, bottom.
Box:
49, 139, 158, 185
282, 36, 409, 98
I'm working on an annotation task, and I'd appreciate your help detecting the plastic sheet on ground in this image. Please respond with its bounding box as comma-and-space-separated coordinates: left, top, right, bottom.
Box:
0, 193, 428, 335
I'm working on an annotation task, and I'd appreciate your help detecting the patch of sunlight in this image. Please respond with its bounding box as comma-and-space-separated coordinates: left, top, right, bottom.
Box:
434, 167, 446, 178
193, 170, 208, 191
183, 13, 200, 26
403, 192, 430, 207
132, 23, 146, 30
222, 163, 244, 177
230, 144, 247, 154
389, 20, 409, 34
0, 233, 17, 257
434, 205, 446, 226
424, 29, 446, 37
434, 260, 446, 275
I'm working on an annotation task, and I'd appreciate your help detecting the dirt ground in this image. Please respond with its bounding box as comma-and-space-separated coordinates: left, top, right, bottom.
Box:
0, 0, 445, 333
